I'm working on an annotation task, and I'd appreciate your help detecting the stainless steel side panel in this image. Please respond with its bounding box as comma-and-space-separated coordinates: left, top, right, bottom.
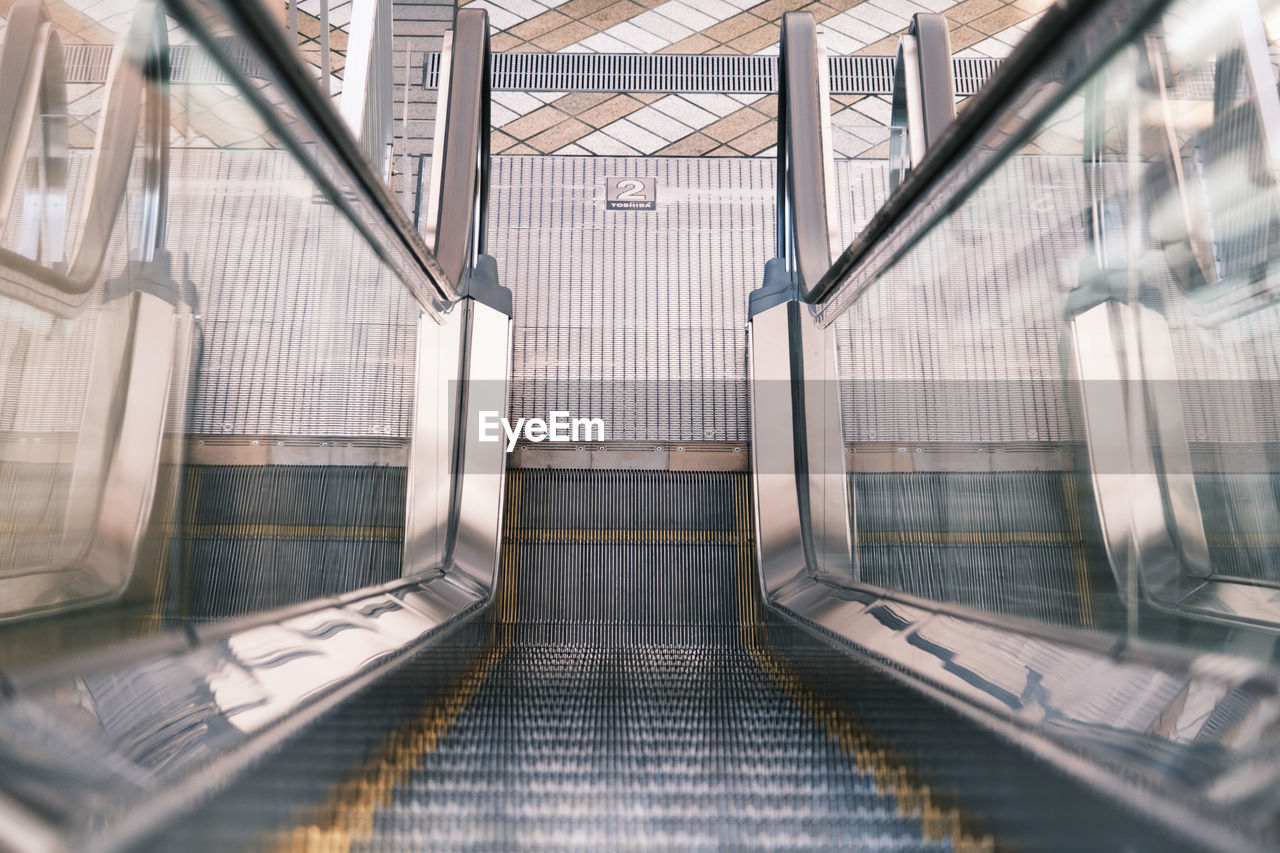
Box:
0, 573, 487, 852
749, 304, 806, 599
449, 299, 511, 595
765, 574, 1280, 852
795, 301, 854, 586
403, 304, 465, 577
748, 300, 853, 599
1069, 299, 1217, 611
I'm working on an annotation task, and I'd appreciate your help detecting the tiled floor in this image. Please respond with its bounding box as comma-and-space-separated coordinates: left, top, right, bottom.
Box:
3, 0, 1045, 198
463, 0, 1049, 157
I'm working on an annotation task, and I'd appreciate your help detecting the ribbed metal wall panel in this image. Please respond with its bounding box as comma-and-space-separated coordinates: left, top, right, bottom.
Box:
852, 471, 1105, 627
496, 469, 750, 645
180, 464, 405, 618
170, 150, 420, 438
490, 155, 782, 443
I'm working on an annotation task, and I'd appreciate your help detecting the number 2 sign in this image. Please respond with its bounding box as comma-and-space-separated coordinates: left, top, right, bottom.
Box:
605, 177, 657, 211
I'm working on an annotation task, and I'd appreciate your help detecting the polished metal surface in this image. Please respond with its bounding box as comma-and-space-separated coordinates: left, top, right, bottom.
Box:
748, 306, 808, 601
775, 12, 840, 301
749, 14, 853, 599
757, 0, 1280, 844
889, 14, 955, 187
1144, 0, 1280, 324
3, 0, 1280, 849
404, 307, 466, 577
446, 298, 511, 594
764, 571, 1280, 852
749, 303, 854, 593
1069, 297, 1280, 629
404, 9, 511, 596
0, 0, 486, 667
807, 0, 1173, 316
0, 0, 162, 316
0, 571, 488, 852
0, 0, 185, 622
426, 9, 492, 290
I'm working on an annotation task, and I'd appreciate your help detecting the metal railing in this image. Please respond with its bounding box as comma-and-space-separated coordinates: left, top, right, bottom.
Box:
0, 4, 509, 847
887, 13, 955, 191
405, 8, 513, 594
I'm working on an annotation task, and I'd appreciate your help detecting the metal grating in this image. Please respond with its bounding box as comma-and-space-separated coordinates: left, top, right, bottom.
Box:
62, 43, 259, 84
422, 52, 999, 96
951, 56, 1002, 96
61, 44, 114, 83
63, 45, 998, 95
827, 55, 897, 95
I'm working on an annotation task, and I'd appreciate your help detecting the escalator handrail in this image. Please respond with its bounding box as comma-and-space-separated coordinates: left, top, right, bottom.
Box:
776, 11, 838, 301
888, 13, 955, 176
805, 0, 1176, 323
0, 0, 60, 238
165, 0, 460, 316
429, 8, 492, 290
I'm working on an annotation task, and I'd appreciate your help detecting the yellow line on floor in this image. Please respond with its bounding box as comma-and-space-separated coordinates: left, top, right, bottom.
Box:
182, 523, 403, 540
1062, 473, 1095, 627
732, 472, 994, 853
509, 527, 747, 543
272, 644, 506, 853
271, 475, 529, 853
860, 530, 1077, 546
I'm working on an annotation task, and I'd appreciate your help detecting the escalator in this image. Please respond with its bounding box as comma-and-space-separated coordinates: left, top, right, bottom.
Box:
1, 0, 1280, 850
150, 470, 1186, 852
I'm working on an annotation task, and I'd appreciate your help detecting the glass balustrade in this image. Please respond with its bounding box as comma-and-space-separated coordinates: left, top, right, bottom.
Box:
828, 0, 1280, 662
0, 0, 435, 667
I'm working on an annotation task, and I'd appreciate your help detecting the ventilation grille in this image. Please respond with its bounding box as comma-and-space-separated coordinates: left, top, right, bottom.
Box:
489, 52, 777, 93
63, 44, 259, 84
951, 57, 1001, 97
423, 52, 1000, 97
62, 44, 114, 83
63, 46, 999, 96
827, 56, 896, 96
